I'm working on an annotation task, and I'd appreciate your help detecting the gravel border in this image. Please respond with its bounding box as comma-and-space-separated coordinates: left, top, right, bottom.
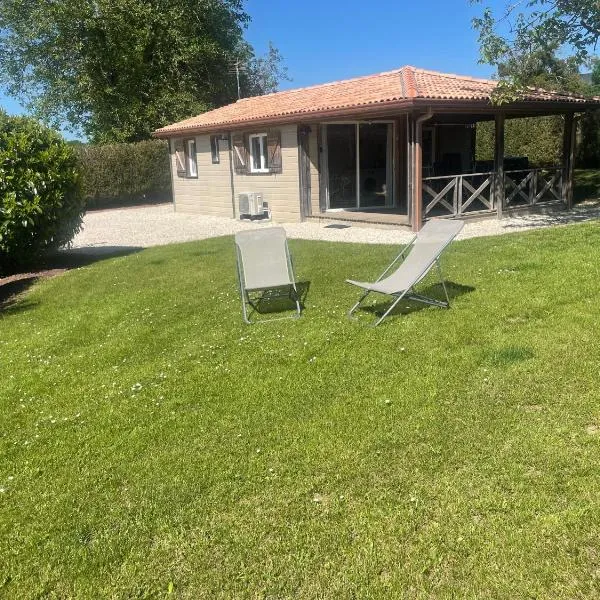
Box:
72, 201, 600, 251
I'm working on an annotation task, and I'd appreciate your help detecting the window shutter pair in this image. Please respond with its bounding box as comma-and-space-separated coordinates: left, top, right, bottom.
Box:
174, 139, 186, 177
232, 130, 282, 175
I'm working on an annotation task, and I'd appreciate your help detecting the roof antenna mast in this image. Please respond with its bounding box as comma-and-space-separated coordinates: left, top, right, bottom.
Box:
235, 59, 241, 100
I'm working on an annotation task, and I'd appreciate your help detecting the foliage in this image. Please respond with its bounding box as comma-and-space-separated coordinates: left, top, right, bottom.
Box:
476, 116, 563, 165
0, 0, 288, 143
242, 42, 290, 97
573, 168, 600, 201
577, 111, 600, 168
0, 112, 83, 274
75, 140, 171, 208
4, 224, 600, 595
577, 61, 600, 168
472, 0, 599, 100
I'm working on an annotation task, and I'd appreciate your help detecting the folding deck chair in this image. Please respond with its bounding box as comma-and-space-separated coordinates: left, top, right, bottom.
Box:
346, 219, 464, 326
235, 227, 302, 324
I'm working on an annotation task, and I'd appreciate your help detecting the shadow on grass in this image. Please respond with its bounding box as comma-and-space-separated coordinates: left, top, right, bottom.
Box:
1, 246, 143, 314
247, 281, 310, 317
574, 184, 599, 204
482, 346, 535, 367
49, 246, 144, 268
359, 281, 475, 319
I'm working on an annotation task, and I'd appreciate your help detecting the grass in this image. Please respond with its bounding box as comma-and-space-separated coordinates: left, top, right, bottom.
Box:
3, 222, 600, 598
575, 168, 600, 203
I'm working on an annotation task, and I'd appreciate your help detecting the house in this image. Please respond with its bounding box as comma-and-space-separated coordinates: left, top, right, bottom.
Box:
153, 66, 600, 231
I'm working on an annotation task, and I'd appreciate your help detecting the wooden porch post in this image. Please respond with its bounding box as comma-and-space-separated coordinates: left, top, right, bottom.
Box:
396, 117, 406, 214
412, 110, 433, 232
562, 113, 576, 210
297, 125, 312, 220
494, 113, 505, 219
407, 114, 414, 228
413, 118, 423, 232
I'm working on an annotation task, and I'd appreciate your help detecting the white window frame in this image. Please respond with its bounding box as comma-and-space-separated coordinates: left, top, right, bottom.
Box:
186, 138, 198, 178
249, 133, 269, 173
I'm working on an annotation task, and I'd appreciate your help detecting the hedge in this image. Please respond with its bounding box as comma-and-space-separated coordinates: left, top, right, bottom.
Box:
476, 116, 563, 166
476, 114, 600, 169
577, 111, 600, 168
0, 113, 84, 274
75, 140, 171, 208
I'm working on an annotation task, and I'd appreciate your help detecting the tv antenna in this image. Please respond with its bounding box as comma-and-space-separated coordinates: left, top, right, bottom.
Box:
228, 59, 248, 99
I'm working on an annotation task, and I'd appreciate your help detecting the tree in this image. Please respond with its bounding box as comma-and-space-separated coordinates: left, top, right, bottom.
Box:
472, 0, 599, 98
0, 0, 288, 143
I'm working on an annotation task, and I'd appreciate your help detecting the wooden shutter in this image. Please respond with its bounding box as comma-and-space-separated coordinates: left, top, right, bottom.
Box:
174, 139, 186, 177
232, 133, 248, 174
267, 129, 282, 174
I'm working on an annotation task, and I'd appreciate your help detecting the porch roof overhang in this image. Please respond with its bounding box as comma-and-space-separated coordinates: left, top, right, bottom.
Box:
153, 65, 600, 138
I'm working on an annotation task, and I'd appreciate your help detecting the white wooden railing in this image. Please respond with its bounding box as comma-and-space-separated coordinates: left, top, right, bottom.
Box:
422, 167, 565, 217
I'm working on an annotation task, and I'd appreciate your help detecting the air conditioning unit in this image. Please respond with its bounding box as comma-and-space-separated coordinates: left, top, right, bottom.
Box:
238, 192, 265, 217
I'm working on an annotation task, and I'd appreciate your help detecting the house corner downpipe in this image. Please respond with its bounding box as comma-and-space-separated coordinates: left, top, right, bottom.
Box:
413, 108, 434, 232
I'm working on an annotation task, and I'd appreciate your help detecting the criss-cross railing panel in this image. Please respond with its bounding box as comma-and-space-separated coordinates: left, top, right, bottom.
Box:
423, 172, 494, 216
422, 167, 565, 218
532, 167, 563, 203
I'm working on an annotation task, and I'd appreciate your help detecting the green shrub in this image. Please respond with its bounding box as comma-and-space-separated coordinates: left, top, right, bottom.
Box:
577, 111, 600, 168
75, 140, 171, 208
0, 112, 84, 274
476, 116, 563, 166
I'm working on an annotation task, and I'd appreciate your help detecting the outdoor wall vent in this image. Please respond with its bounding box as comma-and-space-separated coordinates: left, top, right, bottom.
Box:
238, 192, 265, 218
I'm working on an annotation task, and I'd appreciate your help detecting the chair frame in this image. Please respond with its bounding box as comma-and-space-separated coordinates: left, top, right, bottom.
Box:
235, 236, 302, 324
348, 235, 452, 327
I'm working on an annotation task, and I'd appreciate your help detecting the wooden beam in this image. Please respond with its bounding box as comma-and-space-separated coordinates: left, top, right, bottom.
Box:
318, 125, 328, 213
297, 125, 311, 220
407, 114, 414, 226
396, 117, 405, 212
562, 113, 576, 209
413, 117, 423, 232
412, 111, 433, 231
494, 113, 505, 219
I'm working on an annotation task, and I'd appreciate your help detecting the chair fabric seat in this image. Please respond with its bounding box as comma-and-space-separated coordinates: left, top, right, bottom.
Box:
235, 227, 293, 290
346, 218, 465, 326
234, 226, 301, 323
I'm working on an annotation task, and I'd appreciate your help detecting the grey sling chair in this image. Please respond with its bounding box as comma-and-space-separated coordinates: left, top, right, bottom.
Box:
235, 227, 302, 324
346, 219, 465, 327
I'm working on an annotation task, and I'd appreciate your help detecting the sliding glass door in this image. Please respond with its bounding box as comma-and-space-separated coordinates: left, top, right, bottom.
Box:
324, 122, 394, 210
326, 124, 357, 209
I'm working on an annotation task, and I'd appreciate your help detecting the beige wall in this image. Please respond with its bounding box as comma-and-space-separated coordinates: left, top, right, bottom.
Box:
232, 124, 302, 222
170, 124, 303, 222
170, 135, 234, 217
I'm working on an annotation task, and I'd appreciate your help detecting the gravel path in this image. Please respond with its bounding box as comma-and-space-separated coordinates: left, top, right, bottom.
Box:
72, 201, 600, 251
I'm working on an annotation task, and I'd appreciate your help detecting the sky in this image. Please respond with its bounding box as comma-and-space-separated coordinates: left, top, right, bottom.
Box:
0, 0, 503, 136
243, 0, 500, 90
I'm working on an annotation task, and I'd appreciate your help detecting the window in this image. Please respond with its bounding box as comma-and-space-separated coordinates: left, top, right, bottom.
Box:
185, 138, 197, 178
210, 136, 220, 164
231, 130, 281, 176
249, 133, 269, 173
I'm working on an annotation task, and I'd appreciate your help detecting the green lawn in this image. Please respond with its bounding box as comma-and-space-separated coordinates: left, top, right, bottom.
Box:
3, 223, 600, 598
575, 169, 600, 202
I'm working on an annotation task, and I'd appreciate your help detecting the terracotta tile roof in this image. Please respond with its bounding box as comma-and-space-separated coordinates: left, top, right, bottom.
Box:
154, 65, 598, 136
